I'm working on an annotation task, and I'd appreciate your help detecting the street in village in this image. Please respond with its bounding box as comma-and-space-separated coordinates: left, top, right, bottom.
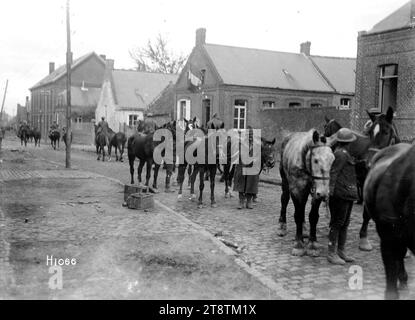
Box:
1, 134, 414, 300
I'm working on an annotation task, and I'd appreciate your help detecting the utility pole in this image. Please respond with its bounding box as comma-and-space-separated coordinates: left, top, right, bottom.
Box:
0, 79, 8, 124
65, 0, 72, 168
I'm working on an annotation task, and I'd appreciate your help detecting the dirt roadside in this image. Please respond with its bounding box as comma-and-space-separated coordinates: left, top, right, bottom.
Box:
0, 145, 281, 299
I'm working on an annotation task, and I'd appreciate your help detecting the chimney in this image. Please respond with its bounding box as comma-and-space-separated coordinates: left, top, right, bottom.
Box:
195, 28, 206, 47
49, 62, 55, 74
99, 54, 107, 61
300, 41, 311, 56
103, 59, 114, 80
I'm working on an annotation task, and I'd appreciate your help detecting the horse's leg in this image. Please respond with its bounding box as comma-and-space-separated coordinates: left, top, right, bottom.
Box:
306, 197, 322, 257
165, 164, 174, 192
115, 145, 119, 161
197, 166, 205, 209
187, 165, 192, 189
153, 163, 160, 190
189, 164, 199, 201
177, 164, 187, 201
278, 167, 290, 237
359, 206, 373, 251
224, 164, 230, 198
137, 160, 145, 186
380, 232, 400, 300
397, 244, 409, 291
128, 154, 135, 184
145, 160, 152, 187
102, 144, 105, 162
96, 144, 100, 161
209, 165, 217, 207
291, 193, 307, 256
108, 144, 112, 161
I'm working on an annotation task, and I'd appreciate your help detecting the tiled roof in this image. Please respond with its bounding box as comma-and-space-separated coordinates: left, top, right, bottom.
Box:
203, 44, 334, 92
111, 70, 178, 110
30, 52, 105, 90
146, 82, 176, 116
309, 56, 356, 94
369, 1, 413, 33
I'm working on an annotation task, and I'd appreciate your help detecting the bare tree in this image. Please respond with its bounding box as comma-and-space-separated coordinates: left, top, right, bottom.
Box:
129, 34, 188, 74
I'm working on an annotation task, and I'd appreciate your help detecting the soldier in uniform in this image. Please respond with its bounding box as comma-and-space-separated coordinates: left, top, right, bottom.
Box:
328, 128, 358, 265
97, 116, 110, 145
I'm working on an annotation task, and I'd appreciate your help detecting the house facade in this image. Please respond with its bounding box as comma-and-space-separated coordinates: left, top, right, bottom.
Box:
352, 0, 415, 142
96, 61, 178, 132
174, 29, 354, 142
29, 52, 106, 140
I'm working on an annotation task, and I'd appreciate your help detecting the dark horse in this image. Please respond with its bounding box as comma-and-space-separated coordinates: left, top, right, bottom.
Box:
364, 143, 415, 299
176, 118, 226, 208
95, 125, 107, 161
18, 125, 29, 147
128, 119, 176, 190
49, 129, 60, 150
278, 129, 335, 257
324, 107, 400, 251
108, 128, 127, 162
32, 127, 41, 147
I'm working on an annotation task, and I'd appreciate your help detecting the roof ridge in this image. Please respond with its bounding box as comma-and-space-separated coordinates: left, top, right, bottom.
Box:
113, 68, 179, 76
204, 42, 304, 56
310, 54, 356, 60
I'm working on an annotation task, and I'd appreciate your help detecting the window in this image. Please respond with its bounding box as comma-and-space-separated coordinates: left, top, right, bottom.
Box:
379, 64, 398, 112
289, 102, 302, 108
233, 99, 247, 129
262, 101, 275, 108
340, 98, 351, 109
129, 114, 138, 127
310, 103, 322, 108
177, 99, 191, 120
202, 99, 211, 125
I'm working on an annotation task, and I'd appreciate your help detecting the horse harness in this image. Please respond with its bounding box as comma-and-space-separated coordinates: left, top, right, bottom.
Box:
308, 145, 331, 182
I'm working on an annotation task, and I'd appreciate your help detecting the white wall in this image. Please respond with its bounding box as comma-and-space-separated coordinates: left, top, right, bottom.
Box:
96, 79, 118, 131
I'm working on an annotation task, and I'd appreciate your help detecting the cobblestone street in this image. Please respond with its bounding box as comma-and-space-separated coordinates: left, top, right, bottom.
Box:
1, 136, 414, 299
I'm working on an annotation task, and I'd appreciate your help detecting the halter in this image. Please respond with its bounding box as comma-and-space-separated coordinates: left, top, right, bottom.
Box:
308, 145, 331, 181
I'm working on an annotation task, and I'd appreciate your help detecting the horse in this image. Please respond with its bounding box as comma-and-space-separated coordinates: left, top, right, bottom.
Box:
18, 125, 29, 147
62, 128, 72, 148
278, 129, 335, 257
323, 107, 400, 251
107, 128, 127, 162
32, 128, 41, 147
176, 117, 227, 208
49, 129, 60, 150
94, 125, 107, 161
128, 120, 178, 191
363, 143, 415, 299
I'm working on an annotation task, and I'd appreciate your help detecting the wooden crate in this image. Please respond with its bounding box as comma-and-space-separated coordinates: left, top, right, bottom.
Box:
124, 185, 143, 201
127, 193, 154, 210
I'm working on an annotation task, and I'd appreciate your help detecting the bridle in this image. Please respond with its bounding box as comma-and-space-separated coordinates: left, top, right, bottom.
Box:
308, 145, 331, 181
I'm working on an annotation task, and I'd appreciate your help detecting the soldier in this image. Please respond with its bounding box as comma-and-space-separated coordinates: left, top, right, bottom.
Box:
97, 116, 109, 145
328, 128, 358, 265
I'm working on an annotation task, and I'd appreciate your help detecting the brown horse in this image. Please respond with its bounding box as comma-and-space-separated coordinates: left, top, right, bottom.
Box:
108, 128, 127, 162
324, 107, 400, 251
364, 143, 415, 299
49, 129, 60, 150
278, 129, 335, 257
95, 125, 107, 161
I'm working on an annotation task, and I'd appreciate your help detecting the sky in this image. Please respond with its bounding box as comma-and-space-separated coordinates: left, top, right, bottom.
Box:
0, 0, 409, 116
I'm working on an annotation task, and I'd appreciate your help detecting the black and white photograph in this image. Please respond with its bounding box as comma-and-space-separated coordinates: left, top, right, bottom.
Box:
0, 0, 414, 305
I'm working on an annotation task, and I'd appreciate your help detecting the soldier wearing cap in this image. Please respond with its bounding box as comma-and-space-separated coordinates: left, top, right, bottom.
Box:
327, 128, 358, 265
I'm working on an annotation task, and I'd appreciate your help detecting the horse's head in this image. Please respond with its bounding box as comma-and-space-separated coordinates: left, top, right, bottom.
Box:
366, 107, 398, 150
261, 137, 276, 170
323, 116, 342, 137
307, 131, 335, 200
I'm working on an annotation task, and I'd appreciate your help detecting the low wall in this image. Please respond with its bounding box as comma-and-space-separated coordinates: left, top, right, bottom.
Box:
258, 107, 351, 150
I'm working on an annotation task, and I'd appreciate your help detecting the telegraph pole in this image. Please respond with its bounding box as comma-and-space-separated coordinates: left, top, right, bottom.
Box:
0, 79, 8, 124
65, 0, 72, 168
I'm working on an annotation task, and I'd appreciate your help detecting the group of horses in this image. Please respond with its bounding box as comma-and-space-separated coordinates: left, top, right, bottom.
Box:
98, 108, 412, 299
17, 125, 41, 147
94, 125, 127, 162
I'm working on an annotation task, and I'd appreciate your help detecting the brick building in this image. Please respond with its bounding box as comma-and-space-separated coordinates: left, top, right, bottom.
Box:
352, 0, 415, 142
29, 52, 106, 140
174, 29, 354, 142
